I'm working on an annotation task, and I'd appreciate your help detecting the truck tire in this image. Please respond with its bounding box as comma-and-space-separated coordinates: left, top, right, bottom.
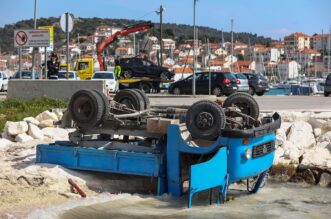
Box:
113, 89, 144, 111
186, 100, 226, 140
133, 89, 150, 110
222, 92, 259, 119
92, 90, 110, 121
69, 89, 105, 127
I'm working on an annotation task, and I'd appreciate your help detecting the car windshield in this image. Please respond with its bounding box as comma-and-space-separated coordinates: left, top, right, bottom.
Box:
58, 72, 75, 79
234, 73, 247, 79
224, 73, 236, 79
93, 73, 114, 79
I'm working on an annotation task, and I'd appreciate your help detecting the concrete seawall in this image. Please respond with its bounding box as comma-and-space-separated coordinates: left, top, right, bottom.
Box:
7, 80, 106, 100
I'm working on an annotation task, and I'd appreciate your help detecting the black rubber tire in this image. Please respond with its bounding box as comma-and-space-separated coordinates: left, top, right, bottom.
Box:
69, 89, 104, 127
92, 90, 110, 121
256, 91, 265, 96
222, 92, 259, 119
248, 86, 255, 96
186, 100, 226, 140
139, 82, 152, 93
123, 70, 133, 78
324, 92, 329, 97
133, 89, 150, 110
113, 89, 144, 111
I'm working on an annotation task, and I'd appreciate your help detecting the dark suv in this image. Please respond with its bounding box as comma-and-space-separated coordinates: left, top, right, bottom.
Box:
242, 72, 269, 96
324, 73, 331, 97
168, 72, 238, 96
119, 58, 174, 80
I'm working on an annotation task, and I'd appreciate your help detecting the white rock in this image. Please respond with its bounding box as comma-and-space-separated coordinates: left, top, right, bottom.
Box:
38, 119, 55, 128
314, 128, 322, 138
301, 147, 331, 168
42, 128, 69, 140
321, 121, 331, 134
318, 131, 331, 143
279, 112, 312, 122
316, 141, 330, 149
55, 111, 63, 121
280, 122, 292, 134
15, 133, 33, 143
5, 121, 28, 136
35, 111, 59, 122
287, 121, 315, 150
308, 118, 326, 129
23, 117, 40, 126
276, 129, 286, 146
283, 141, 301, 164
311, 112, 331, 120
1, 132, 15, 141
0, 138, 13, 150
273, 147, 285, 164
28, 123, 44, 139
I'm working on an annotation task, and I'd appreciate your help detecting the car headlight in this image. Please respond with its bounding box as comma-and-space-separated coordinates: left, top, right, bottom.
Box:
245, 148, 252, 160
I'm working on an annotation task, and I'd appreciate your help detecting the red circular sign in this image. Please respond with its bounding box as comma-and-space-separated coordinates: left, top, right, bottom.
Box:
15, 31, 28, 46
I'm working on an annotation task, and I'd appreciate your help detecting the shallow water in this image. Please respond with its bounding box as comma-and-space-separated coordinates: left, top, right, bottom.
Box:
29, 183, 331, 219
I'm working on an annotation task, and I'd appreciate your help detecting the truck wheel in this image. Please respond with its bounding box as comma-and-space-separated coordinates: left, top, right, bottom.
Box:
256, 91, 265, 96
133, 89, 150, 110
222, 92, 259, 119
248, 86, 255, 96
92, 90, 110, 121
139, 83, 151, 93
69, 89, 104, 127
186, 100, 226, 140
123, 70, 133, 78
113, 89, 144, 111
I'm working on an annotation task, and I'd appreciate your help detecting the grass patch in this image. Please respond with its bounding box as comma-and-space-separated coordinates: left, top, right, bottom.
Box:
0, 97, 68, 131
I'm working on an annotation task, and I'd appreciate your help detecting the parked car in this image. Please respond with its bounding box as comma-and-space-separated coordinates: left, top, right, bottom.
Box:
11, 70, 40, 80
0, 72, 8, 91
119, 58, 174, 80
168, 72, 238, 96
233, 73, 249, 92
324, 73, 331, 97
57, 71, 80, 80
91, 71, 119, 93
242, 72, 269, 96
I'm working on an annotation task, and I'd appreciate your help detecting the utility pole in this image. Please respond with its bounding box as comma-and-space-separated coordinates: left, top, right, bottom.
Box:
156, 5, 164, 66
31, 0, 37, 79
192, 0, 197, 95
230, 19, 234, 72
328, 27, 331, 73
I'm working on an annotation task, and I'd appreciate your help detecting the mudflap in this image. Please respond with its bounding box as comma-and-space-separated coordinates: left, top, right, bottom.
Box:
188, 147, 228, 208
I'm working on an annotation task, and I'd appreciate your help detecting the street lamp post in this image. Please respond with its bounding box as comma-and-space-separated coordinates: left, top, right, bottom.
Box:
192, 0, 197, 95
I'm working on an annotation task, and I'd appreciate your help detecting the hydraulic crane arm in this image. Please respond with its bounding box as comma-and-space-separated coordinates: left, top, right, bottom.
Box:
97, 21, 154, 71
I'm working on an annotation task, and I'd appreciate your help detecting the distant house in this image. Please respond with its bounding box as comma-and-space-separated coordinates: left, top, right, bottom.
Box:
162, 39, 176, 50
310, 34, 331, 52
284, 32, 310, 51
115, 47, 134, 57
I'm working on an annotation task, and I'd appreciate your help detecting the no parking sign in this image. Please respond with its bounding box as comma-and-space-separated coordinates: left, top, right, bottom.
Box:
14, 29, 50, 48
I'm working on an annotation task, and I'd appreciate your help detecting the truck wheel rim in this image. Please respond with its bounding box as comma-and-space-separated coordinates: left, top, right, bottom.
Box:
195, 112, 214, 130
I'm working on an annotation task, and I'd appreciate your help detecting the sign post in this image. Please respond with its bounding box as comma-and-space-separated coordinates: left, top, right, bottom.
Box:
38, 26, 54, 79
60, 12, 74, 80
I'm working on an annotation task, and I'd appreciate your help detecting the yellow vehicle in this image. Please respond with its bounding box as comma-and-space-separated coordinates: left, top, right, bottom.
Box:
59, 63, 71, 71
74, 58, 95, 80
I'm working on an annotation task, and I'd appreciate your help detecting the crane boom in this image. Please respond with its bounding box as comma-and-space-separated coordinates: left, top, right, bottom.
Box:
97, 21, 154, 71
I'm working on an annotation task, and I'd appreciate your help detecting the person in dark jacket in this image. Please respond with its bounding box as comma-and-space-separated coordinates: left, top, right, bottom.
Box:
47, 52, 60, 79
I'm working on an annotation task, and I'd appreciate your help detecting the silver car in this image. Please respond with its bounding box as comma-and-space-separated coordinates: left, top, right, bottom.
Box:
234, 73, 249, 92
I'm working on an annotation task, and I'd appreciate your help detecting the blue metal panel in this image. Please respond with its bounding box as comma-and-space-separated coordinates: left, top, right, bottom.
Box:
188, 147, 227, 208
227, 133, 275, 183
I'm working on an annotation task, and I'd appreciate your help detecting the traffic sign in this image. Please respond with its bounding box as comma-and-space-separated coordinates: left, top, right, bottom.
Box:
38, 26, 54, 51
60, 13, 74, 32
14, 29, 50, 48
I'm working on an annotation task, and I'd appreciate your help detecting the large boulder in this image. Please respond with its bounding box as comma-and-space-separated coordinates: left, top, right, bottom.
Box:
38, 119, 55, 128
5, 121, 28, 136
15, 133, 34, 143
35, 111, 59, 122
287, 121, 315, 150
301, 147, 331, 168
279, 112, 312, 122
283, 141, 301, 164
28, 123, 44, 139
308, 117, 326, 129
280, 122, 292, 134
0, 138, 13, 150
23, 117, 40, 126
42, 127, 69, 140
55, 111, 63, 121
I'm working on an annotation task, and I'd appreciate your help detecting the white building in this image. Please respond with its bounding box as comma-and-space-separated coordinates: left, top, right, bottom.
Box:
310, 34, 331, 52
277, 60, 300, 80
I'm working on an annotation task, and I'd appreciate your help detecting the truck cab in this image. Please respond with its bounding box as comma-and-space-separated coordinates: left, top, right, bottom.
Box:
74, 58, 95, 80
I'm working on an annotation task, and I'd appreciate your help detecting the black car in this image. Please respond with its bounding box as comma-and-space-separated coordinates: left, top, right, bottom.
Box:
119, 58, 174, 80
242, 72, 269, 96
324, 73, 331, 97
169, 72, 238, 96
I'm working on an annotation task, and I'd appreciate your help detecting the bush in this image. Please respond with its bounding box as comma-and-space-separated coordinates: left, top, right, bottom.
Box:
0, 97, 68, 131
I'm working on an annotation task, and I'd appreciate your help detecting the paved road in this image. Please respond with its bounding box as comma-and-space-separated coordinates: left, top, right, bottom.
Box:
149, 95, 331, 112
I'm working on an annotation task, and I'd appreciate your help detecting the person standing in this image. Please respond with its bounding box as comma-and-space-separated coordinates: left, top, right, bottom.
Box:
47, 52, 60, 79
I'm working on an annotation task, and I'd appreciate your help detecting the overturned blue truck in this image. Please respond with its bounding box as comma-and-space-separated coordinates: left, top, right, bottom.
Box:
36, 90, 281, 208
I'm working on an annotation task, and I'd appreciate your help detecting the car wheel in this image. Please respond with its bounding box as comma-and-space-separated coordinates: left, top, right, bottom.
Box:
248, 86, 255, 95
222, 92, 260, 119
123, 70, 133, 78
256, 91, 265, 96
186, 100, 226, 140
139, 83, 152, 93
160, 71, 169, 80
324, 92, 329, 97
172, 87, 181, 95
212, 87, 222, 96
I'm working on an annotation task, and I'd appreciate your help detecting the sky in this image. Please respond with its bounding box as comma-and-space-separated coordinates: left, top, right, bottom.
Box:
0, 0, 330, 39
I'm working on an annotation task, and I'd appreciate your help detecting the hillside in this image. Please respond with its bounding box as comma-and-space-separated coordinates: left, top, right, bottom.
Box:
0, 17, 273, 54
